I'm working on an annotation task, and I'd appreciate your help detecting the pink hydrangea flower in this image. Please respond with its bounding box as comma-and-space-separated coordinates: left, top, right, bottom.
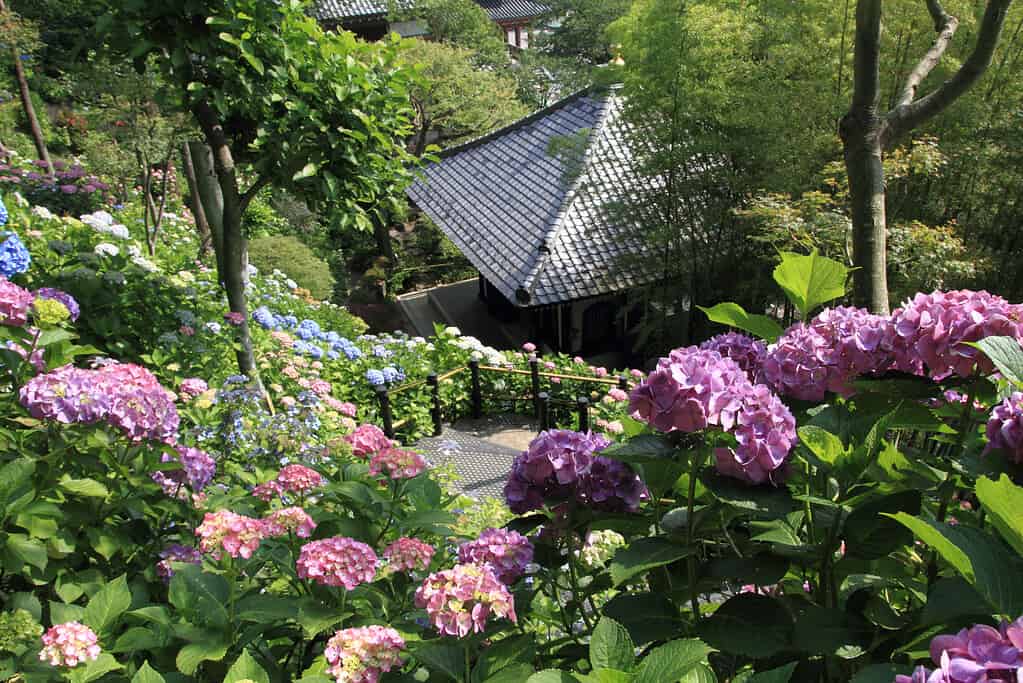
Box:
272, 331, 295, 347
0, 277, 34, 327
700, 331, 767, 382
297, 537, 378, 589
382, 537, 435, 573
151, 444, 216, 493
39, 622, 101, 668
369, 448, 426, 480
985, 392, 1023, 464
522, 342, 536, 353
310, 379, 332, 396
457, 528, 534, 584
252, 480, 284, 502
195, 510, 267, 559
324, 625, 405, 683
263, 506, 317, 538
178, 377, 208, 400
415, 564, 517, 637
277, 464, 324, 493
224, 311, 244, 325
179, 325, 195, 336
761, 324, 833, 401
899, 617, 1023, 682
607, 388, 628, 402
346, 424, 394, 458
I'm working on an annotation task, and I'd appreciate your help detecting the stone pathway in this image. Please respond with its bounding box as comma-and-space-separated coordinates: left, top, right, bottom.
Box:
415, 414, 538, 499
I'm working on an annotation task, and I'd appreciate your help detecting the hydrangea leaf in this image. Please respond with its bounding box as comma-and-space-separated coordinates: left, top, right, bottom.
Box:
175, 638, 230, 676
747, 662, 798, 682
410, 641, 464, 682
697, 303, 784, 343
919, 577, 990, 626
471, 634, 536, 683
679, 663, 717, 683
772, 249, 848, 320
849, 664, 910, 683
969, 336, 1023, 387
602, 593, 683, 646
83, 574, 131, 636
975, 475, 1023, 557
130, 661, 166, 683
790, 604, 867, 656
634, 638, 712, 683
168, 565, 230, 630
609, 537, 695, 587
843, 490, 920, 560
526, 672, 582, 683
67, 653, 123, 683
698, 594, 793, 658
797, 426, 846, 468
590, 617, 635, 672
224, 649, 270, 683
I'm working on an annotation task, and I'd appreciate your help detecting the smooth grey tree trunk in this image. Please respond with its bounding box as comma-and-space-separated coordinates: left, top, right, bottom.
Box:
181, 142, 213, 258
188, 140, 226, 282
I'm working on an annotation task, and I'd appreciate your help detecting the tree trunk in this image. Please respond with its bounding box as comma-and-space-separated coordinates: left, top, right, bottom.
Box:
842, 115, 890, 313
191, 103, 257, 378
11, 51, 53, 177
188, 140, 226, 281
373, 211, 396, 265
181, 142, 213, 258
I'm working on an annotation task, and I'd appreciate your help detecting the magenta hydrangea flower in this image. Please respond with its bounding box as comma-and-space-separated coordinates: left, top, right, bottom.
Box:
0, 277, 35, 327
195, 510, 267, 559
324, 625, 405, 683
414, 563, 517, 637
276, 464, 324, 493
382, 537, 435, 573
178, 377, 209, 400
986, 392, 1023, 464
34, 287, 80, 322
368, 448, 426, 480
297, 537, 378, 589
263, 506, 317, 538
38, 622, 101, 668
156, 544, 202, 582
700, 331, 767, 381
345, 424, 394, 457
714, 385, 797, 485
503, 429, 647, 514
899, 618, 1023, 682
252, 480, 284, 502
457, 528, 534, 584
761, 324, 833, 401
891, 290, 1023, 380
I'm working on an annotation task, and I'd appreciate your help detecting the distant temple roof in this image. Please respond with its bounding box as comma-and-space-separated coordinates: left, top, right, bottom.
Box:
314, 0, 546, 24
407, 86, 657, 307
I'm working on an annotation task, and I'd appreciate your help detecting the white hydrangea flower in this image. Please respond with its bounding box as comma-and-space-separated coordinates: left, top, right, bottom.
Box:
443, 326, 461, 337
80, 210, 115, 229
285, 278, 298, 290
94, 243, 119, 257
204, 321, 222, 334
31, 205, 54, 220
12, 191, 28, 207
127, 245, 142, 258
132, 255, 159, 273
105, 224, 131, 240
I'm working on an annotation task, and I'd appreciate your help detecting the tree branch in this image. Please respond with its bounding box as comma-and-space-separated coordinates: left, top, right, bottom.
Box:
885, 0, 1013, 143
239, 175, 271, 214
893, 0, 959, 109
851, 0, 884, 113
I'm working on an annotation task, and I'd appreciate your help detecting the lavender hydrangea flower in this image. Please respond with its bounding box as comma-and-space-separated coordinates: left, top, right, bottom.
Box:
985, 392, 1023, 464
700, 332, 767, 381
35, 288, 80, 322
458, 528, 534, 584
0, 231, 31, 279
899, 617, 1023, 682
156, 544, 202, 582
366, 369, 386, 386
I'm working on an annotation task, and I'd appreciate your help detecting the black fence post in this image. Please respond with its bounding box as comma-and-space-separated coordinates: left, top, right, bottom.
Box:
530, 356, 542, 418
469, 359, 482, 419
577, 396, 590, 432
375, 385, 394, 439
538, 392, 550, 432
618, 375, 629, 391
427, 373, 442, 437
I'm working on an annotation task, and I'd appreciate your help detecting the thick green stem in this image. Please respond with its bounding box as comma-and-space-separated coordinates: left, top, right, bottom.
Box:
686, 449, 707, 621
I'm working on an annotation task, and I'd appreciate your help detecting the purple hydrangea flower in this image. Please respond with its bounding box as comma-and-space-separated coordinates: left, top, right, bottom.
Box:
34, 287, 80, 322
156, 544, 202, 582
714, 383, 797, 485
761, 323, 833, 401
985, 392, 1023, 464
152, 445, 216, 493
900, 618, 1023, 682
457, 528, 534, 584
700, 332, 767, 382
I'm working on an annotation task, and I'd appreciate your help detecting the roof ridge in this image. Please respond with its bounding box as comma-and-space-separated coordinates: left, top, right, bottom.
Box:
516, 89, 618, 304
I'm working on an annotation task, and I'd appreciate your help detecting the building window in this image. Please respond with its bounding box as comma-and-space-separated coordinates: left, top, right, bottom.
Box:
506, 28, 515, 45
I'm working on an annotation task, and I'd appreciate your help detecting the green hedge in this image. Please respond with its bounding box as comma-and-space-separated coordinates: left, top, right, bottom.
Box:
248, 235, 335, 301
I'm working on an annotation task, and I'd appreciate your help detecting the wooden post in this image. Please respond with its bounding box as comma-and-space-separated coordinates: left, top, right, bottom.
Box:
538, 392, 550, 432
618, 375, 629, 391
577, 396, 590, 432
469, 359, 482, 419
530, 356, 542, 418
375, 385, 394, 438
428, 373, 442, 437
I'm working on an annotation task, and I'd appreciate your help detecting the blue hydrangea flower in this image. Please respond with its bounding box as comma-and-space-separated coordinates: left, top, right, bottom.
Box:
296, 319, 321, 341
325, 331, 341, 343
366, 369, 386, 386
0, 231, 31, 278
381, 366, 400, 383
372, 344, 393, 358
341, 344, 362, 360
0, 195, 7, 227
252, 306, 275, 329
327, 349, 340, 360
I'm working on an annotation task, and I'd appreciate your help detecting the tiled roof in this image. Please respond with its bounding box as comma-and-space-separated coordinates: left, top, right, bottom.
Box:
407, 86, 657, 307
314, 0, 546, 23
476, 0, 548, 21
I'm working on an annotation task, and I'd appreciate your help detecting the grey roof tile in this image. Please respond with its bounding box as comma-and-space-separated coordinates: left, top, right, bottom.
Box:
314, 0, 546, 23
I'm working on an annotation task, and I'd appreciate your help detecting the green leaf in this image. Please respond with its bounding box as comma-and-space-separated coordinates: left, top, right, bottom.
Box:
168, 564, 230, 629
235, 595, 299, 623
609, 537, 694, 587
970, 336, 1023, 386
850, 664, 910, 683
886, 513, 973, 579
797, 426, 846, 467
701, 470, 796, 518
602, 593, 682, 646
843, 491, 921, 560
176, 638, 229, 676
112, 627, 166, 653
772, 249, 848, 320
293, 162, 319, 181
67, 653, 122, 683
483, 664, 539, 683
224, 649, 270, 683
412, 641, 464, 682
296, 597, 348, 638
50, 601, 86, 624
748, 663, 797, 683
131, 661, 167, 683
526, 672, 579, 683
697, 302, 784, 342
59, 477, 109, 499
4, 533, 47, 570
790, 605, 865, 656
698, 594, 793, 658
634, 639, 712, 683
84, 575, 131, 636
590, 617, 635, 672
976, 475, 1023, 556
472, 635, 535, 683
602, 434, 677, 465
0, 458, 34, 513
920, 578, 990, 626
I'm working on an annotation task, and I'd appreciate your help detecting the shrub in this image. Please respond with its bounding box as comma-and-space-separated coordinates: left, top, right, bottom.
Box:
248, 234, 335, 301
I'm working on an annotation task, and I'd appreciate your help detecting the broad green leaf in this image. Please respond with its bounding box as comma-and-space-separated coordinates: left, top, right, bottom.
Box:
131, 662, 167, 683
843, 491, 920, 560
590, 617, 635, 672
772, 249, 848, 320
701, 470, 796, 518
602, 434, 677, 464
412, 642, 464, 681
748, 663, 798, 682
0, 458, 35, 513
112, 627, 166, 653
168, 565, 230, 629
609, 537, 694, 587
634, 638, 712, 683
698, 594, 793, 658
920, 578, 989, 626
50, 600, 86, 624
970, 336, 1023, 386
472, 634, 535, 683
850, 664, 910, 683
680, 663, 717, 683
886, 513, 973, 580
293, 162, 319, 181
526, 672, 580, 683
483, 664, 539, 683
59, 477, 109, 498
602, 592, 682, 646
790, 605, 865, 656
224, 649, 270, 683
976, 475, 1023, 556
4, 534, 47, 570
67, 653, 122, 683
697, 302, 784, 342
797, 426, 846, 467
84, 575, 131, 636
176, 638, 229, 676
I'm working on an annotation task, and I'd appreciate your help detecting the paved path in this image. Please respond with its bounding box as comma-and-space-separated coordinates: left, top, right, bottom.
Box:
415, 414, 538, 499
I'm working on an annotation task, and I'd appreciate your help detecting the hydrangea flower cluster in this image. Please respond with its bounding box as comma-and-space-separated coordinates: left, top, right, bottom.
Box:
0, 277, 34, 326
34, 287, 79, 322
896, 617, 1023, 683
151, 445, 216, 494
630, 347, 797, 484
700, 331, 767, 381
0, 231, 31, 279
579, 529, 627, 568
504, 429, 647, 514
368, 448, 427, 480
38, 622, 101, 668
346, 424, 394, 458
324, 626, 405, 683
80, 210, 130, 240
263, 506, 317, 538
985, 392, 1023, 464
297, 536, 378, 589
178, 377, 209, 400
195, 510, 267, 559
457, 528, 534, 584
760, 324, 833, 401
892, 290, 1023, 380
277, 464, 325, 493
415, 563, 517, 637
252, 306, 364, 361
382, 537, 435, 573
0, 194, 6, 226
156, 544, 203, 581
19, 362, 180, 442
